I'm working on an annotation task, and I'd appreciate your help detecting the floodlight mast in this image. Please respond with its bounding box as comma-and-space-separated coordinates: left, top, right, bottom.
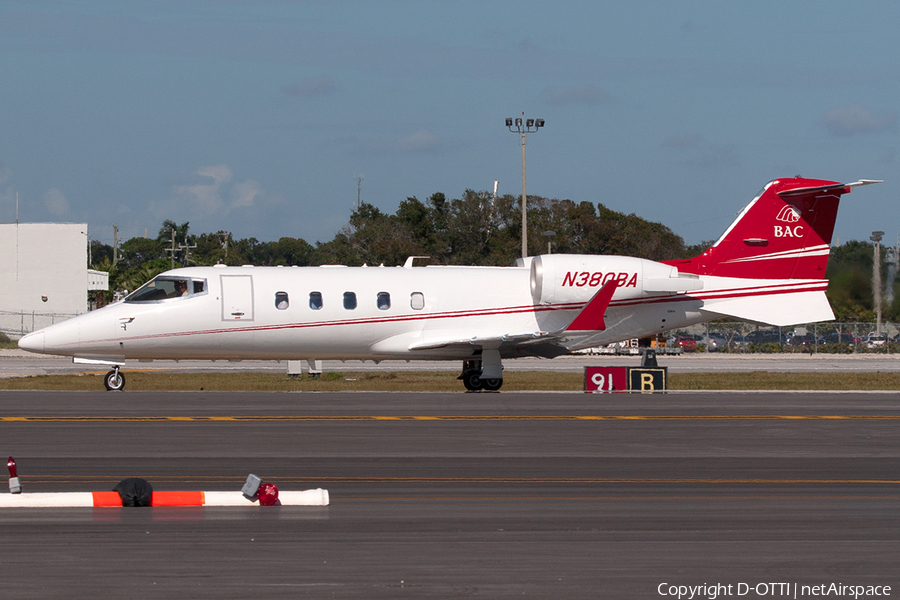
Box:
506, 115, 545, 258
871, 230, 885, 336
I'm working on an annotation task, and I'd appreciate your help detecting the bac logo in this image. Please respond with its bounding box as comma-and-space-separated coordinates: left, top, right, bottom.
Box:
563, 272, 638, 288
774, 204, 803, 238
775, 205, 801, 223
774, 225, 803, 238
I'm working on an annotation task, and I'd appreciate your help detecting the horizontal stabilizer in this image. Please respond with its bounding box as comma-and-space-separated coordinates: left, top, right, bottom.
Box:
777, 179, 882, 198
702, 290, 834, 327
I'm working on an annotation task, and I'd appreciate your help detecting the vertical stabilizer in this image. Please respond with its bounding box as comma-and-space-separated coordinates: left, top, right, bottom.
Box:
664, 178, 880, 280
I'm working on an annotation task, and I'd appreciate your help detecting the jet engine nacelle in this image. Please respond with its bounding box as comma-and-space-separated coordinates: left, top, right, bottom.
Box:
530, 254, 690, 305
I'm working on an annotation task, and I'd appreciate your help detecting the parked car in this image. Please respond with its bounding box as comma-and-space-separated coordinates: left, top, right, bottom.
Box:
699, 332, 727, 351
728, 334, 751, 350
789, 334, 824, 347
674, 335, 697, 352
746, 330, 783, 345
865, 334, 889, 349
823, 332, 856, 346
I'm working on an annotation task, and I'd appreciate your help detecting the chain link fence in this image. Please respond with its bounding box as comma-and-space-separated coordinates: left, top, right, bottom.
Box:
683, 321, 899, 354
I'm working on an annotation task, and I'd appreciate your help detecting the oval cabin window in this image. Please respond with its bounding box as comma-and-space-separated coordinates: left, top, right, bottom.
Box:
309, 292, 323, 310
377, 292, 391, 310
343, 292, 357, 310
275, 292, 289, 310
410, 292, 425, 310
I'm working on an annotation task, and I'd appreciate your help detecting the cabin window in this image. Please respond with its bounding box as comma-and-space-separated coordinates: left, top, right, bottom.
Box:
126, 277, 205, 303
275, 292, 289, 310
309, 291, 323, 310
343, 292, 357, 310
377, 292, 391, 310
410, 292, 425, 310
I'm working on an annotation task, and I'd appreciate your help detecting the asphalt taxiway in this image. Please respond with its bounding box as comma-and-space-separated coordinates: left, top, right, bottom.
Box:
0, 390, 897, 598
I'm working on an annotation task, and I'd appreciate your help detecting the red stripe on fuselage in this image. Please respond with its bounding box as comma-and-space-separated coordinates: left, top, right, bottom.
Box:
61, 281, 828, 348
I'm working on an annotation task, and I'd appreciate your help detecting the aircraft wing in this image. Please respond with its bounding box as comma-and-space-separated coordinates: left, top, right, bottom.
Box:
406, 280, 618, 352
407, 330, 553, 352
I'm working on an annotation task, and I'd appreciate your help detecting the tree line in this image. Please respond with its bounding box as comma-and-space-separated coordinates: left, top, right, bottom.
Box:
88, 189, 897, 321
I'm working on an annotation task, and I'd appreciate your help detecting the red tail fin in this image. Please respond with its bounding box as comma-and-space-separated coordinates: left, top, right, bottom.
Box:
664, 178, 878, 280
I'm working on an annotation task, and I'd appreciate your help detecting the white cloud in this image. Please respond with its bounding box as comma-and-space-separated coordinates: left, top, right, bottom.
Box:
170, 164, 264, 215
174, 164, 233, 212
821, 104, 897, 137
229, 179, 263, 209
43, 188, 69, 217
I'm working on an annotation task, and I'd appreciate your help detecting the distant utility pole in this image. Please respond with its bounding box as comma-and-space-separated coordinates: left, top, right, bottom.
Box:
166, 230, 177, 270
505, 114, 545, 258
354, 174, 364, 210
220, 232, 230, 259
112, 225, 119, 269
871, 230, 884, 335
178, 240, 197, 266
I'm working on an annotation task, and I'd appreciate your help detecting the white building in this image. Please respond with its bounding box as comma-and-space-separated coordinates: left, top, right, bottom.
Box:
0, 223, 108, 338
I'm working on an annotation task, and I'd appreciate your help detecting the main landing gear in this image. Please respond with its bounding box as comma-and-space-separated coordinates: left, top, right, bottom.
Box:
104, 367, 126, 391
458, 359, 503, 392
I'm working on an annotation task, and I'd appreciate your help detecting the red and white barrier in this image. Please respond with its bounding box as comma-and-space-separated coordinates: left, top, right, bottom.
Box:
0, 489, 329, 508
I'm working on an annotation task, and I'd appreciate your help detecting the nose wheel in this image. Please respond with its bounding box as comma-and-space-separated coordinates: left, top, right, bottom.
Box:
104, 367, 126, 391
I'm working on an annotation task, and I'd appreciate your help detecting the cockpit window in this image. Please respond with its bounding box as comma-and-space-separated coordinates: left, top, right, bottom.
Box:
125, 277, 206, 303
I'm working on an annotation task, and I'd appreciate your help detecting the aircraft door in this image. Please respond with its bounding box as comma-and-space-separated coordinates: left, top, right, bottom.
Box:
220, 275, 254, 321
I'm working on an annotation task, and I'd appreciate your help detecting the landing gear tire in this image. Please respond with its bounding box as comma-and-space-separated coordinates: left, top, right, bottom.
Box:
104, 368, 125, 391
462, 370, 483, 391
481, 378, 503, 391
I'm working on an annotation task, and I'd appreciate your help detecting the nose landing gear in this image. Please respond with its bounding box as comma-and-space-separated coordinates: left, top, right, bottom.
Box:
104, 367, 126, 391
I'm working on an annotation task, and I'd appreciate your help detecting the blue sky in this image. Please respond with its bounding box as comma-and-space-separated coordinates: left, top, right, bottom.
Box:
0, 1, 897, 250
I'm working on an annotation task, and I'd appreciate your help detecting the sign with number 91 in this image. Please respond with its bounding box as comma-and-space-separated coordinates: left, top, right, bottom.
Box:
584, 367, 627, 393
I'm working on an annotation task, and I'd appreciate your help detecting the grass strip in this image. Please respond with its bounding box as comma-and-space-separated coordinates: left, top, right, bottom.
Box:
1, 370, 900, 391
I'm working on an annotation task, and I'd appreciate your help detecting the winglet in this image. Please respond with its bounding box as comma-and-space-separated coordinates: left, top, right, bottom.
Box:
565, 280, 618, 331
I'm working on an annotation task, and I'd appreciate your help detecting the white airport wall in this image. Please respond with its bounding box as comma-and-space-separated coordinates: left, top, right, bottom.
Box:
0, 223, 101, 338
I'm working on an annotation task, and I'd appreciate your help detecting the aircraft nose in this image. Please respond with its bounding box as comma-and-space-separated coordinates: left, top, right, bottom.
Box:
18, 330, 45, 353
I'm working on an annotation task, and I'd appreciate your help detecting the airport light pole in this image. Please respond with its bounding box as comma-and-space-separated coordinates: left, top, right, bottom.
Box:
543, 230, 556, 254
871, 230, 884, 336
506, 115, 545, 258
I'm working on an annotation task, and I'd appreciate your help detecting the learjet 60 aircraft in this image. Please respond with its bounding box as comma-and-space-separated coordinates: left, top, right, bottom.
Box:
19, 177, 881, 391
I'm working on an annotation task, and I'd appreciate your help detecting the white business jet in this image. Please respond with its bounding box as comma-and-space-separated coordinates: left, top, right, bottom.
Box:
19, 177, 880, 391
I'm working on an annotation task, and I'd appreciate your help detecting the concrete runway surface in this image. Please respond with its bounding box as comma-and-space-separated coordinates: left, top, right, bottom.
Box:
0, 390, 897, 598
